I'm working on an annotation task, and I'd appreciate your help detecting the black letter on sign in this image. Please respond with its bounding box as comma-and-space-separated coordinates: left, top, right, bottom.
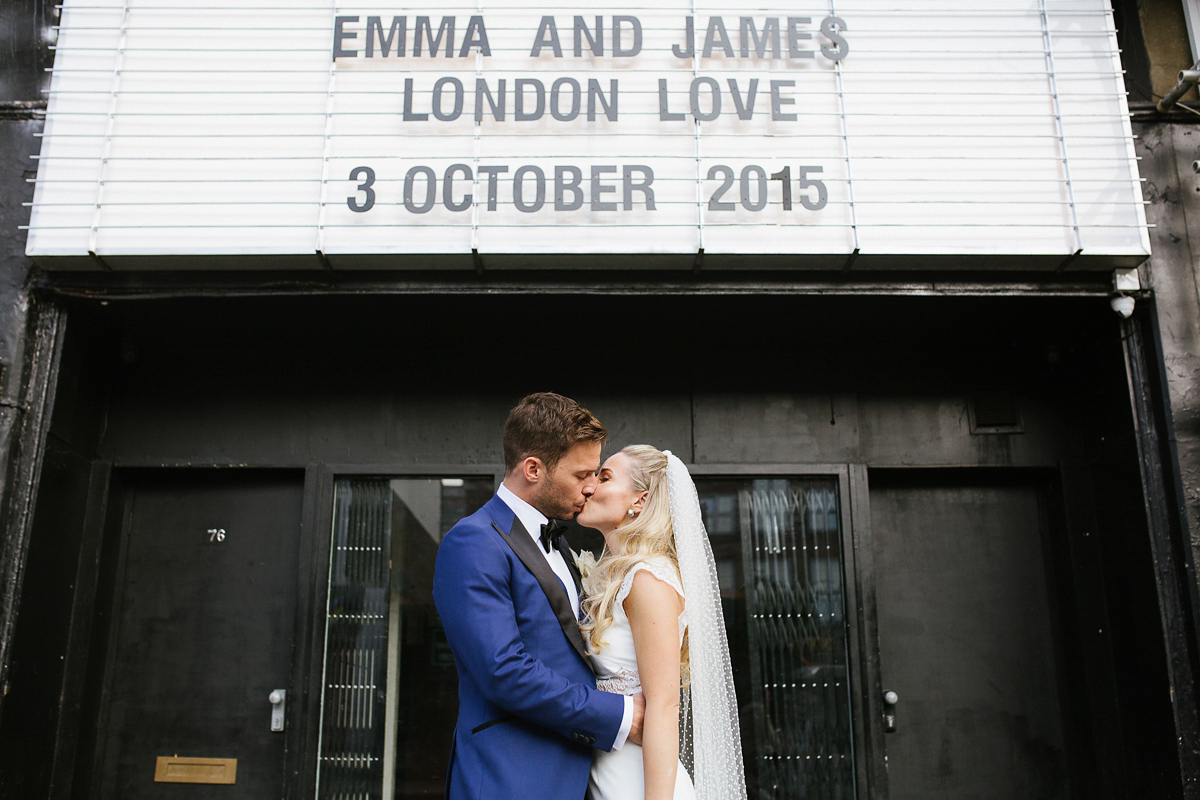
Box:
672, 16, 695, 58
333, 16, 359, 60
555, 166, 584, 210
531, 16, 563, 56
690, 77, 721, 121
444, 163, 473, 211
770, 80, 797, 121
404, 166, 437, 213
432, 77, 464, 120
612, 16, 642, 56
477, 166, 508, 211
415, 16, 455, 56
459, 16, 491, 56
787, 17, 813, 58
403, 78, 428, 121
475, 78, 505, 121
550, 78, 581, 121
591, 165, 618, 211
623, 165, 655, 210
515, 79, 545, 121
347, 166, 375, 212
703, 17, 734, 58
820, 17, 848, 61
740, 17, 780, 58
588, 79, 618, 121
727, 79, 758, 119
574, 16, 603, 56
513, 166, 546, 212
366, 16, 405, 57
659, 79, 685, 121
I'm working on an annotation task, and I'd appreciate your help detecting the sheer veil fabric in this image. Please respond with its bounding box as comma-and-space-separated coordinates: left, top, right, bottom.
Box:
664, 451, 748, 800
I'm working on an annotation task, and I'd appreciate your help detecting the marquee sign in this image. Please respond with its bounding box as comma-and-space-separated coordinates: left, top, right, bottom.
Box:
26, 0, 1149, 269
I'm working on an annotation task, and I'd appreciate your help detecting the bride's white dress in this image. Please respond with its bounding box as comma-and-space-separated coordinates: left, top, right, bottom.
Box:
588, 557, 696, 800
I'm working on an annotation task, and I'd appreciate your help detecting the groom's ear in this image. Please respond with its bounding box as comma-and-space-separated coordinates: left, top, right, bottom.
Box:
520, 456, 544, 483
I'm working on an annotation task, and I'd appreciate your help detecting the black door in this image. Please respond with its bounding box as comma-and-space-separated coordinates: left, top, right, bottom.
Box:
868, 471, 1069, 799
94, 470, 303, 799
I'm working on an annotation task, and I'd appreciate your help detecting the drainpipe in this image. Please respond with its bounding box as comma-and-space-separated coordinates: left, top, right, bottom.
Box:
1158, 64, 1200, 113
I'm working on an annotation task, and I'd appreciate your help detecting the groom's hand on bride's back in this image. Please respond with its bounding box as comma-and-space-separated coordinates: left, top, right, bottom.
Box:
628, 692, 646, 746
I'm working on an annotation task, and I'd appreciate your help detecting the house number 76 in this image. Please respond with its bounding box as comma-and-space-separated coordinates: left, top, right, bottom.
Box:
208, 528, 226, 543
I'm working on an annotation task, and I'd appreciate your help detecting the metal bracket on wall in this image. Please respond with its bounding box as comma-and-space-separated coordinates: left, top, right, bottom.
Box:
1114, 268, 1141, 292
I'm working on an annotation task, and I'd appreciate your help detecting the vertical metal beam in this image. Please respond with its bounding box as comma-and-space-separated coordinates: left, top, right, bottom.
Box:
1038, 0, 1084, 258
828, 2, 859, 262
315, 0, 341, 266
847, 463, 886, 800
471, 0, 485, 263
0, 296, 67, 718
1121, 302, 1200, 798
87, 0, 132, 267
689, 0, 703, 258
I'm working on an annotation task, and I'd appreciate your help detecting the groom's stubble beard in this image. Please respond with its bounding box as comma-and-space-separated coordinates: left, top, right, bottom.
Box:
530, 471, 584, 521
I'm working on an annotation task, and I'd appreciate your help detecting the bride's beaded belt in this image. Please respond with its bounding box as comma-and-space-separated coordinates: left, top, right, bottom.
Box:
596, 668, 641, 695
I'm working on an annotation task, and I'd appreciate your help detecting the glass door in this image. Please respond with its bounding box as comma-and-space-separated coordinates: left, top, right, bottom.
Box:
315, 476, 495, 800
694, 474, 858, 800
315, 468, 862, 800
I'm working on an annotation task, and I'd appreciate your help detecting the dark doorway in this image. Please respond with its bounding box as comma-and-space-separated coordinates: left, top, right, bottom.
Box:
89, 469, 303, 799
869, 470, 1069, 799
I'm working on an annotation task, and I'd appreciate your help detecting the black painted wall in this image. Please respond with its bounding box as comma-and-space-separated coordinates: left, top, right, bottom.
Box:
0, 4, 62, 797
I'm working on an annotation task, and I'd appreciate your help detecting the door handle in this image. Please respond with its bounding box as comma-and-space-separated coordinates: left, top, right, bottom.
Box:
269, 689, 286, 732
883, 690, 898, 733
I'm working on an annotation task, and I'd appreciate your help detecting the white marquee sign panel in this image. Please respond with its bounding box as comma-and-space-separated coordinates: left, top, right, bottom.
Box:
26, 0, 1150, 269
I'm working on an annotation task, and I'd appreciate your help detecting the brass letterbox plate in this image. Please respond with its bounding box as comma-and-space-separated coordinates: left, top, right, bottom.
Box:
154, 756, 237, 784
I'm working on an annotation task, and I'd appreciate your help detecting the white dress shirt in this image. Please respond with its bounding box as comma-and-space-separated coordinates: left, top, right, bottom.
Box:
495, 482, 633, 751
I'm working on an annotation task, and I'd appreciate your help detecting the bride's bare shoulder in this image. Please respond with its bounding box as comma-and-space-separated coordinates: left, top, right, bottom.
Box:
622, 559, 685, 613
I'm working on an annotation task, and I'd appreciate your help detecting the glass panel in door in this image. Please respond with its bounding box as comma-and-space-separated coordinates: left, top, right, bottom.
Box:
696, 477, 856, 800
316, 476, 494, 800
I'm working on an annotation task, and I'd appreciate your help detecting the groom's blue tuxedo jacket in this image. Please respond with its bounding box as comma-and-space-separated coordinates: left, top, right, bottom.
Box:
433, 494, 625, 800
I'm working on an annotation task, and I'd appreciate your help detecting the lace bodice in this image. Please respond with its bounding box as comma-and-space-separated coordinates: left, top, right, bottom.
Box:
588, 557, 687, 695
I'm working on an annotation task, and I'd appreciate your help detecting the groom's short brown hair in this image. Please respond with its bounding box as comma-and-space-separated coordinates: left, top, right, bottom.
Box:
503, 392, 606, 473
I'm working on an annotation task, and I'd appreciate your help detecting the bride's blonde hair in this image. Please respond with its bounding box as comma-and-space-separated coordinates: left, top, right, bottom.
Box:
582, 444, 689, 680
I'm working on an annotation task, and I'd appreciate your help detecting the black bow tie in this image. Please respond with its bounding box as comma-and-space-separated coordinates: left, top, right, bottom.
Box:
539, 519, 566, 553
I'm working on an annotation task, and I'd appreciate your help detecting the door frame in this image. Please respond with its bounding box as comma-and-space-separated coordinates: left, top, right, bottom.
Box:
853, 465, 1122, 800
305, 462, 873, 800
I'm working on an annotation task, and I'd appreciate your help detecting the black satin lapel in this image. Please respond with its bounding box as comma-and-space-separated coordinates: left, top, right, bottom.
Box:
557, 538, 584, 600
491, 520, 591, 664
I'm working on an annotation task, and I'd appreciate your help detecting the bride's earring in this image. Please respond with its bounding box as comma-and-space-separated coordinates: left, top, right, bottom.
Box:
627, 508, 636, 517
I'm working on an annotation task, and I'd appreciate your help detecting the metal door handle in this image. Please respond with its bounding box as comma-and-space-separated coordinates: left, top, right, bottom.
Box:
883, 690, 898, 733
269, 689, 286, 732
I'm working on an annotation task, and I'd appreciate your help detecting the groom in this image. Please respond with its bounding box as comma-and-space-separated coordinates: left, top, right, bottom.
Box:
433, 393, 644, 800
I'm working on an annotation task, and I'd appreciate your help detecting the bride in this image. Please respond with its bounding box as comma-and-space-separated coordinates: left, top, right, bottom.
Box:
575, 445, 747, 800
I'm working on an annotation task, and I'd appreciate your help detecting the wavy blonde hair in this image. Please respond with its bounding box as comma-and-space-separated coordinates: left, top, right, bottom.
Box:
582, 445, 690, 681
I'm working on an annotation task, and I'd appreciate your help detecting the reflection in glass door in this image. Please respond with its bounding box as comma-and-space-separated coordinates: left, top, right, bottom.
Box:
316, 476, 494, 800
697, 477, 855, 800
316, 473, 855, 800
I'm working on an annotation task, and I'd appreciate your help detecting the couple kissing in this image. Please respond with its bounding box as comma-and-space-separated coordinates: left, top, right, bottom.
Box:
433, 392, 746, 800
